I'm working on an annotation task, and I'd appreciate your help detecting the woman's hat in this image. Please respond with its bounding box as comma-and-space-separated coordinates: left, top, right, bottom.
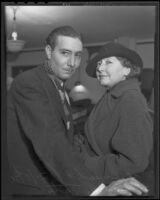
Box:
86, 42, 143, 78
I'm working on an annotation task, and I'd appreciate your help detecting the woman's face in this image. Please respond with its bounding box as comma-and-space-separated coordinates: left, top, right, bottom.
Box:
96, 56, 130, 88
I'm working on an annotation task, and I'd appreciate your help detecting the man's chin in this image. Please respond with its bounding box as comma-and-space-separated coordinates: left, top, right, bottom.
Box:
61, 74, 73, 81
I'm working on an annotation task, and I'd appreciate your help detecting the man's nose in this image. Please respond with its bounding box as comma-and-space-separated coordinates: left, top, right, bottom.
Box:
68, 56, 75, 67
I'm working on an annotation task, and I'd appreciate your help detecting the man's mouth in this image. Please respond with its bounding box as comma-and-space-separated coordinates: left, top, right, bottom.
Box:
64, 68, 74, 73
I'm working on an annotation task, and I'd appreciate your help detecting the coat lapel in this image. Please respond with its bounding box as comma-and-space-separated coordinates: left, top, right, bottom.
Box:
86, 92, 120, 155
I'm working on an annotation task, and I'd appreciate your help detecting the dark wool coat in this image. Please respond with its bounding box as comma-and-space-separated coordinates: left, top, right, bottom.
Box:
82, 78, 154, 192
7, 64, 102, 196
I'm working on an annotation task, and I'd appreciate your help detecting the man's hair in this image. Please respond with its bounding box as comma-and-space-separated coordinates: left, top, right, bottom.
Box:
117, 57, 142, 79
46, 26, 83, 49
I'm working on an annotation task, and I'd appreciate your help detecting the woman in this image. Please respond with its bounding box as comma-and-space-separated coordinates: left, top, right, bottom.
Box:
76, 42, 154, 195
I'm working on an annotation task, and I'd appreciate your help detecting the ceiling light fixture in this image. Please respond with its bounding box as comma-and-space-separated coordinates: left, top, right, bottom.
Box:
7, 6, 25, 53
70, 58, 89, 101
70, 64, 87, 93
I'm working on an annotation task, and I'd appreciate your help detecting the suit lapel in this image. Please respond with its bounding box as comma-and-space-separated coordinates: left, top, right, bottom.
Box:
36, 65, 66, 123
35, 65, 74, 141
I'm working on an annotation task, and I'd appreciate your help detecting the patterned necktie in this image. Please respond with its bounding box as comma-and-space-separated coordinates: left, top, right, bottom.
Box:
44, 62, 72, 131
55, 81, 72, 131
59, 86, 71, 127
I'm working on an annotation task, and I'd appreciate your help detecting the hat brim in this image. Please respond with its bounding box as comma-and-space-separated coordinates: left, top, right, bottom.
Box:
86, 51, 124, 78
86, 52, 107, 78
86, 46, 143, 78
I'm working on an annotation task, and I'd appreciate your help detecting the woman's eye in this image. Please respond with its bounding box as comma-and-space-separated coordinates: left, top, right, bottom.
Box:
97, 61, 102, 66
105, 60, 112, 64
97, 60, 112, 66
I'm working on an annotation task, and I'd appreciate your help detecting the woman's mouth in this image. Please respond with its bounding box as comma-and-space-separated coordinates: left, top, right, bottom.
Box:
99, 74, 109, 78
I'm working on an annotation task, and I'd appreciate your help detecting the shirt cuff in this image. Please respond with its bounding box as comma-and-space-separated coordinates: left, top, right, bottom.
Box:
90, 183, 106, 196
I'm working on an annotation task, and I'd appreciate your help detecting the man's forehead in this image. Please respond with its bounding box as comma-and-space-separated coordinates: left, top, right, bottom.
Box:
56, 35, 83, 51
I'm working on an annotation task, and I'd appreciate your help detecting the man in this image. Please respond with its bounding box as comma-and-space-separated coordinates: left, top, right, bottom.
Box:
7, 26, 148, 196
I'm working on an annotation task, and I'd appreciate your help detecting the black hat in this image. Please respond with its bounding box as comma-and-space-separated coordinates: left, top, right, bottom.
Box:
86, 42, 143, 78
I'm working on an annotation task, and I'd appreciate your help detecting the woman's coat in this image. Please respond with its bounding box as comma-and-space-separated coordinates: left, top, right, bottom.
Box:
83, 79, 153, 186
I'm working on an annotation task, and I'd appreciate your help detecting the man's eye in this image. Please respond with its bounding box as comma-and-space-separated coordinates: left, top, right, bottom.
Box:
61, 51, 69, 55
76, 54, 82, 58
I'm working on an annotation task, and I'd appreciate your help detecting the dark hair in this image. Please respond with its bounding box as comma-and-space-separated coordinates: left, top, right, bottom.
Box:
117, 57, 142, 79
46, 26, 83, 49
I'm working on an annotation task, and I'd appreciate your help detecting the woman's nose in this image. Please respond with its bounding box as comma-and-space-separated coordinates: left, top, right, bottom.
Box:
97, 62, 104, 72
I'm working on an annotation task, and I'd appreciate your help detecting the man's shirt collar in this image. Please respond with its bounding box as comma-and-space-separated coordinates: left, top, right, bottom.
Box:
44, 61, 64, 90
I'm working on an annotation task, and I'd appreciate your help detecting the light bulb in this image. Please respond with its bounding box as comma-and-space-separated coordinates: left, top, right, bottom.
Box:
12, 31, 18, 40
72, 84, 87, 93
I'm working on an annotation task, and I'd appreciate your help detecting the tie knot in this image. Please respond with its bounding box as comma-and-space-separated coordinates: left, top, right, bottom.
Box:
61, 84, 65, 92
53, 77, 65, 92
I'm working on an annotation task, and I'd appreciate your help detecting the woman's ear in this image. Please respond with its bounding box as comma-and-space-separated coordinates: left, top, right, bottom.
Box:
124, 67, 131, 76
45, 45, 52, 60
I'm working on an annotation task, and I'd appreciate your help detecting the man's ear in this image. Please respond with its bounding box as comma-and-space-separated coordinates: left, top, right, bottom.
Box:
45, 45, 52, 60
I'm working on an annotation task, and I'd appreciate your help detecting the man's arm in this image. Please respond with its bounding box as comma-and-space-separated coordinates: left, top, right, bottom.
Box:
10, 76, 102, 195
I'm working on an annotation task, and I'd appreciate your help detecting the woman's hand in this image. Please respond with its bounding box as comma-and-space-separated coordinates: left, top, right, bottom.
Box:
99, 177, 148, 196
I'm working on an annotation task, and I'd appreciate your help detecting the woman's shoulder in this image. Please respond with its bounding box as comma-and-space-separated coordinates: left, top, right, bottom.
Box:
120, 89, 147, 108
122, 88, 144, 100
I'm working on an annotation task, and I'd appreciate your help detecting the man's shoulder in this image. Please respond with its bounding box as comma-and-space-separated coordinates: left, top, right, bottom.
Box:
14, 65, 44, 83
10, 65, 48, 93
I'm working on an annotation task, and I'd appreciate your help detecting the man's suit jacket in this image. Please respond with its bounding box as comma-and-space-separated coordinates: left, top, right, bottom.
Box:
7, 64, 101, 196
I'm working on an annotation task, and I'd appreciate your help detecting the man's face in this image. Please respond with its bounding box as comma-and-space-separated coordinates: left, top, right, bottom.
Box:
47, 35, 83, 81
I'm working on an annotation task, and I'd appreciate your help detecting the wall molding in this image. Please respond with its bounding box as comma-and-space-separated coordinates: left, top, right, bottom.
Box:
19, 38, 154, 53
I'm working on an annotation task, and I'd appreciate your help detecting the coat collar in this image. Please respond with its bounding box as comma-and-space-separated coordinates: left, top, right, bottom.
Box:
109, 78, 141, 98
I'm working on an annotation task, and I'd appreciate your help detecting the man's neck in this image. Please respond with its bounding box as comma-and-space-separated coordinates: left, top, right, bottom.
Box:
54, 76, 64, 88
44, 60, 65, 88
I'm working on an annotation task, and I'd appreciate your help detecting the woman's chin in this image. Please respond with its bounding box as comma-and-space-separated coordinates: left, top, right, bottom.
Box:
99, 79, 110, 87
